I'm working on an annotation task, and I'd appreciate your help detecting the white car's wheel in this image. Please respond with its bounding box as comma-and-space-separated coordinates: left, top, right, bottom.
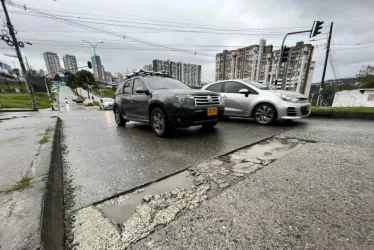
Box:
254, 104, 277, 125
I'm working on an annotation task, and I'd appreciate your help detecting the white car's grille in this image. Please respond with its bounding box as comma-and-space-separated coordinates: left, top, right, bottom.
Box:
194, 95, 220, 106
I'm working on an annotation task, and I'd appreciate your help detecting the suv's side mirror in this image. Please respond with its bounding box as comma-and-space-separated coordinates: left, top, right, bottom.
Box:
239, 89, 250, 97
136, 87, 149, 94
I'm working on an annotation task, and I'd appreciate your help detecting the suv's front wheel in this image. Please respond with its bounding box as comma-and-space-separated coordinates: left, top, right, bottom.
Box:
114, 107, 126, 126
151, 108, 170, 137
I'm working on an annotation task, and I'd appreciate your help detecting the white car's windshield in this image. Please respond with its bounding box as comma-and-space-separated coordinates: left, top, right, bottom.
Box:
242, 80, 270, 90
102, 98, 113, 102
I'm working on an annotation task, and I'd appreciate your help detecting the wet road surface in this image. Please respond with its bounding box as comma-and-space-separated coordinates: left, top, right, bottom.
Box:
58, 87, 303, 210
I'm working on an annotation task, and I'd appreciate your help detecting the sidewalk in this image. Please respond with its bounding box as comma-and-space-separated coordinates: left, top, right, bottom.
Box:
0, 111, 58, 250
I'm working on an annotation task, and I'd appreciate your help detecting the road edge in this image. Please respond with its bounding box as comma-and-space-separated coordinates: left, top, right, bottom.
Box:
40, 117, 65, 250
310, 111, 374, 120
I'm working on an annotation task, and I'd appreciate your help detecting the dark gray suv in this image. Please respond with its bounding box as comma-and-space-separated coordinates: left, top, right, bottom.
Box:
113, 71, 225, 137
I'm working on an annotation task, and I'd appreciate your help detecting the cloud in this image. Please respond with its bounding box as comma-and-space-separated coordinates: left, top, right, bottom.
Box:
0, 0, 373, 83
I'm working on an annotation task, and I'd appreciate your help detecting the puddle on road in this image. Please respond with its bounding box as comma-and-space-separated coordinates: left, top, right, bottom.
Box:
98, 171, 194, 224
228, 137, 303, 163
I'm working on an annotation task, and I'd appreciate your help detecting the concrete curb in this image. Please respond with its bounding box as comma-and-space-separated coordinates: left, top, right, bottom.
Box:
310, 111, 374, 120
0, 109, 35, 112
40, 117, 64, 250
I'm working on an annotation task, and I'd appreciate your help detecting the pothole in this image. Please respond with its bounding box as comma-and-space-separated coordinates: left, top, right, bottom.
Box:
68, 136, 306, 249
98, 171, 194, 224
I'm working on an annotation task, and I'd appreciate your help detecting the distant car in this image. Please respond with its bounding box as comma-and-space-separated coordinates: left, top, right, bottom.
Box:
72, 97, 77, 102
113, 70, 224, 137
99, 98, 114, 110
83, 99, 94, 106
202, 80, 311, 125
75, 98, 83, 104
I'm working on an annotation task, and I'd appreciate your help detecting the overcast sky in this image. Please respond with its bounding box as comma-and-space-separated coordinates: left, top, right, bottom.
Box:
0, 0, 373, 82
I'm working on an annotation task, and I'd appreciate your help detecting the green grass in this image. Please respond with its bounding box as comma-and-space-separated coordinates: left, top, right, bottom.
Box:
312, 107, 374, 113
39, 127, 54, 144
0, 92, 52, 109
2, 176, 32, 193
93, 100, 99, 106
91, 88, 115, 98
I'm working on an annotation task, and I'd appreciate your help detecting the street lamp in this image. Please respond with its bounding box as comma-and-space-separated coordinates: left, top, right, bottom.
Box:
81, 40, 104, 56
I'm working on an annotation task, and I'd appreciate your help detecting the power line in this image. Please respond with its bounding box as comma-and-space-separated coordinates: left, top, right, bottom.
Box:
34, 0, 309, 31
8, 2, 216, 58
7, 10, 306, 34
8, 11, 299, 36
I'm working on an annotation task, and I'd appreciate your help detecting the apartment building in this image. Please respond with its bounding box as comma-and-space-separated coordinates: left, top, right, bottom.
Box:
151, 59, 202, 87
215, 39, 315, 94
43, 52, 61, 77
93, 64, 105, 82
143, 64, 153, 71
114, 72, 124, 82
63, 54, 78, 73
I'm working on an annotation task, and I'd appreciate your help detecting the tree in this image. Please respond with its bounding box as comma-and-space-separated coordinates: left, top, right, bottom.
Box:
66, 74, 76, 89
74, 70, 95, 88
54, 74, 61, 82
356, 65, 374, 88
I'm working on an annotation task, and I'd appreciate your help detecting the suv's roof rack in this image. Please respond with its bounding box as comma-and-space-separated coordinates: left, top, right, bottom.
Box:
125, 69, 171, 79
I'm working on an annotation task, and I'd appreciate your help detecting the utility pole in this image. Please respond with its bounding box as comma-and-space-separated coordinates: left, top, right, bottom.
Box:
317, 22, 333, 106
1, 0, 38, 110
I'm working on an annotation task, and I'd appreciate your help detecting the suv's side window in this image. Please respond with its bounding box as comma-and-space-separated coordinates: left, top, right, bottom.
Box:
115, 82, 125, 95
206, 82, 223, 92
133, 78, 146, 94
123, 80, 133, 95
224, 81, 251, 93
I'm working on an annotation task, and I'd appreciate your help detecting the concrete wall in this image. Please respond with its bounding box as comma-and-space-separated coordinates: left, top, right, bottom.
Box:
332, 89, 374, 107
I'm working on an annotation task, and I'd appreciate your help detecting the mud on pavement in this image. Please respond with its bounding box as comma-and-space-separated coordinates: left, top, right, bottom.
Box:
65, 136, 308, 249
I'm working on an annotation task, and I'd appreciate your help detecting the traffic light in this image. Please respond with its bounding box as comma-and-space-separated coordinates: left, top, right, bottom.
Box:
87, 61, 92, 69
311, 21, 324, 37
281, 46, 290, 62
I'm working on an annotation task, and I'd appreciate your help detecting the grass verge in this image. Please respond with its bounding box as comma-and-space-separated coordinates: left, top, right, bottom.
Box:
1, 175, 32, 193
40, 127, 54, 144
91, 88, 115, 98
0, 92, 52, 109
312, 107, 374, 113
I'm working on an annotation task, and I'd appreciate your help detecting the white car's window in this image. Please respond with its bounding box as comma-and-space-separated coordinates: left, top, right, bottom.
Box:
206, 82, 223, 92
223, 81, 250, 93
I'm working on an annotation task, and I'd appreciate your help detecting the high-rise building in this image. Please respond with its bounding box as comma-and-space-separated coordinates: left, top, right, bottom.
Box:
143, 64, 153, 71
114, 72, 124, 82
105, 71, 113, 83
93, 65, 105, 82
151, 59, 202, 87
215, 39, 315, 94
63, 54, 78, 73
91, 55, 106, 81
91, 55, 101, 66
43, 52, 61, 77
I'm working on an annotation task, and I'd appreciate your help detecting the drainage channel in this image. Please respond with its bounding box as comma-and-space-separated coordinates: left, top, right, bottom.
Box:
67, 136, 307, 250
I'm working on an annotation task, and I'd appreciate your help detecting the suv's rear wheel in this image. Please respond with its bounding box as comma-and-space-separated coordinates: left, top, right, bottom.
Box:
114, 107, 126, 126
151, 108, 170, 137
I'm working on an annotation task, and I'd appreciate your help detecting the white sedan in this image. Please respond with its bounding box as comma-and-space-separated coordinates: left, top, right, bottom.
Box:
202, 80, 311, 125
99, 98, 114, 110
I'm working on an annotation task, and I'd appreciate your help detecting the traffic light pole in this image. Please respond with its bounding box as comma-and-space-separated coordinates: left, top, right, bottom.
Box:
1, 0, 38, 110
275, 29, 311, 89
317, 22, 333, 106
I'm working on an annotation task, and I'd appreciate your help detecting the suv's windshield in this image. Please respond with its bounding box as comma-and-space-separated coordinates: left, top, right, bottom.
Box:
145, 76, 190, 90
242, 80, 270, 90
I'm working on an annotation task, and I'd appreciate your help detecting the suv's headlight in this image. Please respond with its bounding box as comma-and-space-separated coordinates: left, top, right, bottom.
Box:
276, 92, 299, 103
176, 95, 195, 106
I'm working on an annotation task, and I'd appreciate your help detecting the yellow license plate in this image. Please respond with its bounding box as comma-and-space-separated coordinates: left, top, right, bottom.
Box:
207, 107, 218, 116
306, 105, 311, 111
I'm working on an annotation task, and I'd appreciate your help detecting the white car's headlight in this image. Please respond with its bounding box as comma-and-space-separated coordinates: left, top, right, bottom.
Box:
176, 95, 195, 106
276, 92, 299, 103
